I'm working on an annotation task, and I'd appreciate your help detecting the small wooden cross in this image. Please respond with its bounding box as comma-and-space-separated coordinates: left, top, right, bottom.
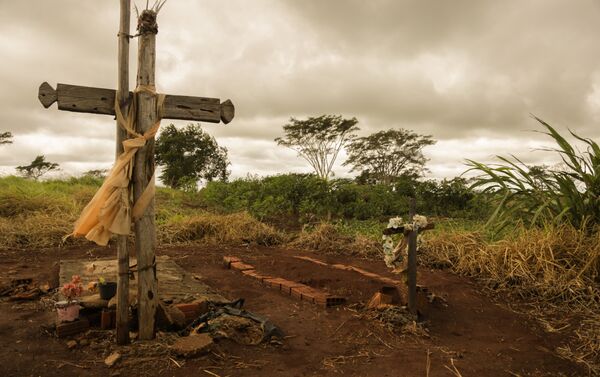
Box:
382, 199, 434, 315
37, 7, 234, 341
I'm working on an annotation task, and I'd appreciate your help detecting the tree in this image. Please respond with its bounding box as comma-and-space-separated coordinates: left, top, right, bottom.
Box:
527, 164, 550, 190
155, 123, 230, 189
82, 169, 108, 179
275, 115, 359, 180
16, 155, 59, 180
0, 131, 12, 145
344, 129, 435, 184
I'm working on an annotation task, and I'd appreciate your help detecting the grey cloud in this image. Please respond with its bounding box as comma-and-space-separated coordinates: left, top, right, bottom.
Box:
0, 0, 598, 180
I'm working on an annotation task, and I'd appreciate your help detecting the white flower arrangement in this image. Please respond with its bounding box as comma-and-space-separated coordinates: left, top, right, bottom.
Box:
381, 214, 429, 270
386, 216, 403, 229
413, 215, 428, 228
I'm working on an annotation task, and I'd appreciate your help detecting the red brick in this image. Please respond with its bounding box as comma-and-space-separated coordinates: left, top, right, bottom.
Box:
176, 303, 201, 319
244, 273, 273, 283
258, 275, 273, 283
290, 285, 311, 300
350, 266, 371, 275
56, 318, 89, 338
263, 278, 289, 290
323, 296, 347, 307
192, 299, 209, 312
223, 256, 241, 268
379, 277, 402, 285
290, 285, 321, 303
279, 280, 304, 295
230, 261, 254, 271
294, 255, 328, 266
300, 287, 326, 303
241, 269, 260, 278
100, 309, 115, 329
331, 264, 353, 271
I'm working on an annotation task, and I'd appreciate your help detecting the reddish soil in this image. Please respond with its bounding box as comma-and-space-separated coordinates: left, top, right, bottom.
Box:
0, 244, 584, 377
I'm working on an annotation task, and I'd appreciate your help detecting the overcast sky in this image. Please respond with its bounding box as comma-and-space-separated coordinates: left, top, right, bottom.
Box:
1, 0, 599, 180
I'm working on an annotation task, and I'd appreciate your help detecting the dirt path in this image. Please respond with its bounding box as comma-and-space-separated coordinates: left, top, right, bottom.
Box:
0, 245, 583, 376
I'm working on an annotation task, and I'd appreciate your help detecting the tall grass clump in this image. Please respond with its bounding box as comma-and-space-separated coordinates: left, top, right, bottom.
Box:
467, 117, 600, 232
423, 225, 599, 305
0, 176, 96, 249
290, 222, 382, 258
159, 212, 284, 246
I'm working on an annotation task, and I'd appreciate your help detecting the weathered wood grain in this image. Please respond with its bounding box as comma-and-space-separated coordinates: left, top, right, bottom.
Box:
38, 83, 233, 124
407, 198, 417, 315
57, 83, 116, 115
220, 99, 235, 124
38, 82, 57, 108
162, 94, 220, 122
134, 19, 158, 341
115, 0, 131, 346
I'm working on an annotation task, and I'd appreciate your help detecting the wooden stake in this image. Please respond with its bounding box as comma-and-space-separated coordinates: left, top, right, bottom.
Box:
134, 9, 158, 340
407, 197, 417, 314
115, 0, 131, 346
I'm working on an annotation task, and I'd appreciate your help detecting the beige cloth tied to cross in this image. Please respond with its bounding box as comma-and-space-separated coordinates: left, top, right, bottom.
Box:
69, 86, 165, 246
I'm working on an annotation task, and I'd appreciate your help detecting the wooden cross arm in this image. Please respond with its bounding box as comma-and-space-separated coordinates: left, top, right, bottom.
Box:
382, 222, 435, 236
38, 82, 235, 124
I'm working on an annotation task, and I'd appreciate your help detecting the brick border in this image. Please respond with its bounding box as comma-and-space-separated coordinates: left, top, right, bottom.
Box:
223, 256, 346, 308
293, 255, 404, 286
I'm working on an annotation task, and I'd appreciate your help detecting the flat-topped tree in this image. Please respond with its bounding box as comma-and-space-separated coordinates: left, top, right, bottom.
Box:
37, 4, 234, 341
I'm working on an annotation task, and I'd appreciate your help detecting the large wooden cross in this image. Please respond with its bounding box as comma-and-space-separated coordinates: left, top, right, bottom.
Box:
37, 6, 234, 342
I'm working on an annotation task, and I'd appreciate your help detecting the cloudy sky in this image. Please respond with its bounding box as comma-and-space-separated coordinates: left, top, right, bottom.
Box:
1, 0, 599, 180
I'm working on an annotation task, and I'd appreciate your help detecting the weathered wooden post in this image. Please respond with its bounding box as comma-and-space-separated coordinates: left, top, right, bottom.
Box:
135, 9, 159, 340
407, 197, 418, 314
115, 0, 131, 346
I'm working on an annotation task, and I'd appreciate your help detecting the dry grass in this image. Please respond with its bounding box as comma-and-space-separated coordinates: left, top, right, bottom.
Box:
422, 225, 600, 374
158, 212, 285, 246
0, 177, 285, 250
0, 211, 284, 250
0, 210, 83, 249
290, 223, 382, 258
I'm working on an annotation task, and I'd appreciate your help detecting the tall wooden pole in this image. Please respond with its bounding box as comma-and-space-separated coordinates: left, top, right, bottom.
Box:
116, 0, 131, 345
407, 197, 417, 314
135, 9, 158, 340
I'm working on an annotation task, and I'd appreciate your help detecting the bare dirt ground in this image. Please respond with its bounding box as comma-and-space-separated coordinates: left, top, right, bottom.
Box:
0, 244, 584, 376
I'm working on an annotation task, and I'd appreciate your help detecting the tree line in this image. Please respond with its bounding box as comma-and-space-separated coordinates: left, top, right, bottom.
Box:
156, 115, 435, 189
1, 114, 436, 187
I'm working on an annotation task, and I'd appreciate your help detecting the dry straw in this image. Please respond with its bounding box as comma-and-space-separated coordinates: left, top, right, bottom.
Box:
290, 222, 382, 258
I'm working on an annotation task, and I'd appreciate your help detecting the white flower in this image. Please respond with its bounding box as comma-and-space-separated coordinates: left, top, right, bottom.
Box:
413, 215, 428, 228
387, 217, 403, 229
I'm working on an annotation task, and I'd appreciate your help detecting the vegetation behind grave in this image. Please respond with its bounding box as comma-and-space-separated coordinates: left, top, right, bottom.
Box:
200, 173, 487, 225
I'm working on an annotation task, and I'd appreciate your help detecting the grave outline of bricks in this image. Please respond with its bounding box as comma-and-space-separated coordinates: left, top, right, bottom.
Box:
292, 255, 404, 287
223, 256, 346, 308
